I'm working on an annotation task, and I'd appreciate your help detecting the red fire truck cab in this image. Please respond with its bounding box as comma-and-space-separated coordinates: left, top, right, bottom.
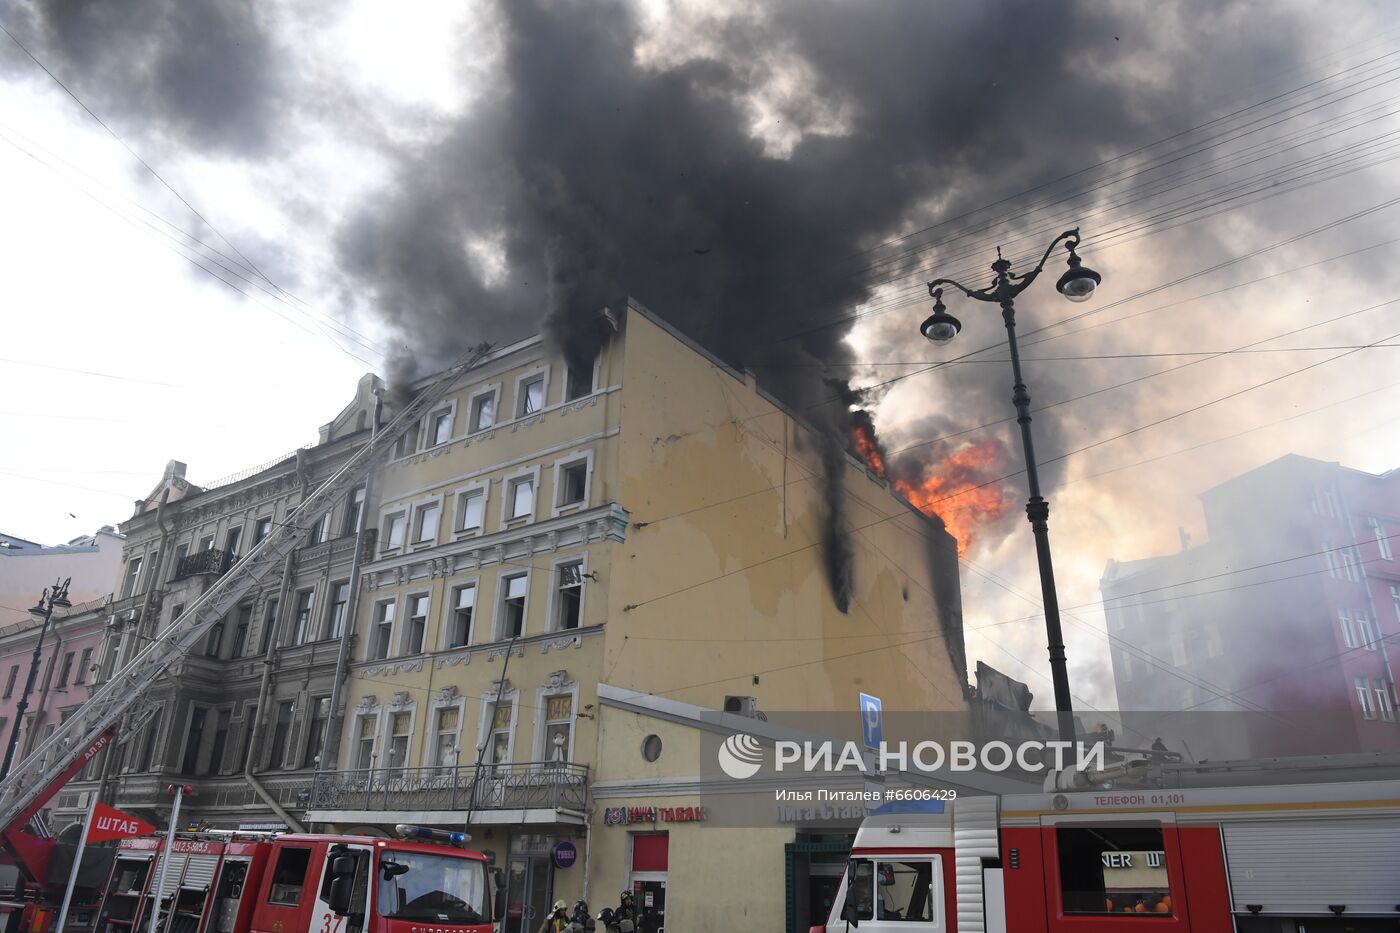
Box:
96, 828, 491, 933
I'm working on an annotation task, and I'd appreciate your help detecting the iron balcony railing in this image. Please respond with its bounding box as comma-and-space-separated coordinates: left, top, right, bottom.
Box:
311, 761, 588, 814
174, 548, 237, 580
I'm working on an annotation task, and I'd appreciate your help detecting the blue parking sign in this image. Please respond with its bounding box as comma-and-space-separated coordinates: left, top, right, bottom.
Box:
859, 693, 883, 750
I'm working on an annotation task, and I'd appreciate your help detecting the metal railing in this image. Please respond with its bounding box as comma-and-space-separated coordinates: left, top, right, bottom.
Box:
174, 549, 236, 580
311, 761, 588, 814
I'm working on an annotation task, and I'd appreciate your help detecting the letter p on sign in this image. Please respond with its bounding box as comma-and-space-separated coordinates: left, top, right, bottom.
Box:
859, 693, 883, 750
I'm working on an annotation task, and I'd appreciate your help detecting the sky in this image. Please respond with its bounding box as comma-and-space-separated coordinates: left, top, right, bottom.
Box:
2, 0, 1399, 714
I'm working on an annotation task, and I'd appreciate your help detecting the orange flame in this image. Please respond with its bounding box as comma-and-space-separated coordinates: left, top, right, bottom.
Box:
850, 423, 887, 478
891, 440, 1012, 556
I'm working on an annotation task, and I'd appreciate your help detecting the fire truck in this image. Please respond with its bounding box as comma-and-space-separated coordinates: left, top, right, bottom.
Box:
817, 757, 1400, 933
89, 827, 491, 933
0, 347, 497, 932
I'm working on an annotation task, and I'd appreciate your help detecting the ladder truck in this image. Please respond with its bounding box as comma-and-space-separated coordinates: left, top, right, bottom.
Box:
0, 344, 494, 931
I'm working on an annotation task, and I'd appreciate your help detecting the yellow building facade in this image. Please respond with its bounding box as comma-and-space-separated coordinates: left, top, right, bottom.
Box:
308, 301, 968, 930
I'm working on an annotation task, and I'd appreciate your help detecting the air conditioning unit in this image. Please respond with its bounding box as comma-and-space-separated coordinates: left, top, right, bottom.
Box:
723, 696, 761, 718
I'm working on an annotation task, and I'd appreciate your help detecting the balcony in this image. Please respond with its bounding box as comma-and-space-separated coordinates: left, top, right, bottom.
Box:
175, 548, 236, 580
309, 762, 588, 826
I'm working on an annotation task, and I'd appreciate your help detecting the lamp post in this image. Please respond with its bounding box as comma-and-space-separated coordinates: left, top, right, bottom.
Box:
0, 577, 72, 781
920, 229, 1102, 746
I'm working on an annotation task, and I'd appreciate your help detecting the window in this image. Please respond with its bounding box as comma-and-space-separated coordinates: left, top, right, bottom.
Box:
565, 358, 594, 401
448, 584, 476, 649
383, 512, 406, 551
555, 562, 583, 631
455, 487, 486, 534
238, 705, 257, 771
2, 666, 15, 699
499, 574, 528, 639
121, 556, 144, 599
1393, 584, 1400, 624
507, 476, 534, 522
1323, 485, 1342, 519
487, 702, 512, 768
370, 601, 395, 660
1056, 824, 1171, 915
1118, 650, 1133, 682
209, 709, 232, 775
291, 590, 316, 645
325, 583, 350, 640
1357, 677, 1376, 719
344, 487, 366, 536
469, 392, 496, 432
267, 848, 312, 905
75, 648, 92, 685
199, 535, 215, 553
304, 697, 331, 767
254, 517, 273, 544
171, 543, 189, 579
1339, 609, 1357, 649
181, 707, 207, 775
57, 652, 74, 688
433, 706, 460, 772
1369, 517, 1392, 560
224, 526, 243, 557
1168, 628, 1186, 666
355, 714, 378, 771
403, 595, 429, 655
271, 701, 295, 767
393, 430, 417, 459
847, 858, 936, 923
413, 501, 441, 543
518, 375, 544, 416
310, 512, 332, 546
1325, 544, 1341, 579
140, 709, 164, 772
205, 623, 224, 658
543, 694, 573, 762
387, 711, 411, 776
556, 459, 588, 510
1376, 680, 1396, 722
1203, 623, 1223, 659
1356, 610, 1379, 650
428, 408, 453, 446
261, 599, 280, 653
228, 602, 250, 652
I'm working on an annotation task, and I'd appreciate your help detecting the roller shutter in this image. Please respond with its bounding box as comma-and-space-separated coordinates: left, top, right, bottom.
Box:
1223, 818, 1400, 915
180, 854, 219, 891
954, 795, 999, 933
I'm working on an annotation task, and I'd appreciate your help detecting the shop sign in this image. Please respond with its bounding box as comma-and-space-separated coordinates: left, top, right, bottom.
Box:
552, 841, 578, 869
603, 805, 707, 825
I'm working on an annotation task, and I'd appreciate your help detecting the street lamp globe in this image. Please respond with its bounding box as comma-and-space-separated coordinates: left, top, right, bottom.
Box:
920, 290, 962, 343
921, 311, 962, 342
1056, 256, 1102, 303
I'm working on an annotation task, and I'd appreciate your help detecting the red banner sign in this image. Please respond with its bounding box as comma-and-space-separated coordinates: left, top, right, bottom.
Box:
88, 802, 156, 843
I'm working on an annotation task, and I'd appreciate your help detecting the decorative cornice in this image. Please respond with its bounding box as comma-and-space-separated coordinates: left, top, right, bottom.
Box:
361, 658, 427, 677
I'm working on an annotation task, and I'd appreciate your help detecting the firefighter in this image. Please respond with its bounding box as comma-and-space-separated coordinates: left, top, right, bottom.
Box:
539, 899, 570, 933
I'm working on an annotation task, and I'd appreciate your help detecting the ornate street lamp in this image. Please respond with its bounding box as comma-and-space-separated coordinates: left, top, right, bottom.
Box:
1, 577, 72, 781
920, 229, 1102, 745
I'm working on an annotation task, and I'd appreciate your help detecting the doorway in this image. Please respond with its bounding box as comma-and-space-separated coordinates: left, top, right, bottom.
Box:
503, 852, 553, 933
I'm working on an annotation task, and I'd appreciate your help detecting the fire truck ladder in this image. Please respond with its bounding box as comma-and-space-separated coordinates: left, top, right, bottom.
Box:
0, 343, 493, 833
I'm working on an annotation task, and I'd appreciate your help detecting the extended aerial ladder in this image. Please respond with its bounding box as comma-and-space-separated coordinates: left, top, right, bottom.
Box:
0, 343, 492, 883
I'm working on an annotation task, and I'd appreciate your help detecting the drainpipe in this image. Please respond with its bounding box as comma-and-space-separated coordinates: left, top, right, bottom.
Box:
241, 517, 306, 832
